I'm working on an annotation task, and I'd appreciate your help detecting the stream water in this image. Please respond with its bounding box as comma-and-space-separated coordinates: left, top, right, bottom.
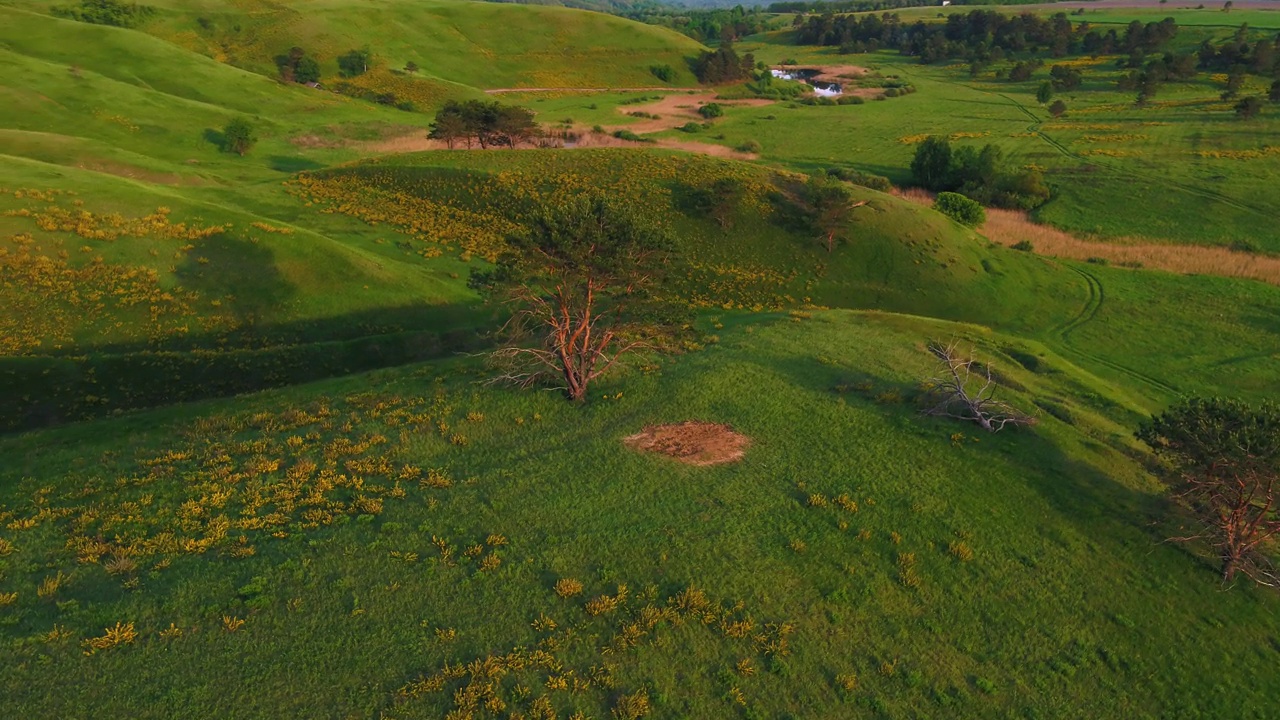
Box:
771, 68, 842, 96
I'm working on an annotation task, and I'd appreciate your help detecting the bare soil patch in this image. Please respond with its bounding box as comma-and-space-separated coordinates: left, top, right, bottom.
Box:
624, 421, 751, 466
360, 128, 758, 160
614, 92, 773, 133
486, 86, 699, 94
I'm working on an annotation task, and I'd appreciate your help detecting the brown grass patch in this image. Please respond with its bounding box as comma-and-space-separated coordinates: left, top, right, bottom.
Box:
75, 160, 203, 187
983, 209, 1280, 286
892, 188, 1280, 286
624, 421, 751, 466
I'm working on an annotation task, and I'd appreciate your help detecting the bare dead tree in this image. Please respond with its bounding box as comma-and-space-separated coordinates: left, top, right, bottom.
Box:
471, 197, 675, 403
921, 341, 1036, 433
1138, 397, 1280, 586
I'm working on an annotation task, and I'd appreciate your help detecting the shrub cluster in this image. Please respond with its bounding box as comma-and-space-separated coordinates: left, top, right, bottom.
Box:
274, 47, 321, 84
910, 136, 1049, 210
51, 0, 154, 27
933, 192, 986, 227
826, 167, 892, 192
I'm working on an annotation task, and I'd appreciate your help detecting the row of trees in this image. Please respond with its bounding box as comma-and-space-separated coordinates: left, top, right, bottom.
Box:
1198, 25, 1280, 77
910, 136, 1049, 210
429, 101, 539, 149
627, 5, 770, 44
796, 10, 1178, 64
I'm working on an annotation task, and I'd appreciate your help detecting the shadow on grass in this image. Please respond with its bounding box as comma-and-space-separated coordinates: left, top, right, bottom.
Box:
175, 233, 295, 331
203, 128, 226, 152
0, 284, 493, 434
269, 155, 326, 173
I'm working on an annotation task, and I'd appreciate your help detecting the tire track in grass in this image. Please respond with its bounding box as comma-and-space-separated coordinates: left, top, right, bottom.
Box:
996, 93, 1271, 221
1051, 266, 1180, 396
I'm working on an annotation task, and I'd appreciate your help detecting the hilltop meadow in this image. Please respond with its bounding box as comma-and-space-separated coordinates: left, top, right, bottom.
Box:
1, 1, 1279, 719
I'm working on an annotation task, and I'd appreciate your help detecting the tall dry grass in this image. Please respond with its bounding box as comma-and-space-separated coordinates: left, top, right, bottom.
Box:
893, 189, 1280, 287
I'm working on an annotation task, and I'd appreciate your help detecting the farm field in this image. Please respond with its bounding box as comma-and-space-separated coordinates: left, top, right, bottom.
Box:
1, 1, 1279, 719
707, 24, 1280, 248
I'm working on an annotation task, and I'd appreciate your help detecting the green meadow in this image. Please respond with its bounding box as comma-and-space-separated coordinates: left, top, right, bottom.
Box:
1, 1, 1279, 718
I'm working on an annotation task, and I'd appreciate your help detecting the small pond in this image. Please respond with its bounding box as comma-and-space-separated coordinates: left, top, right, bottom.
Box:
771, 68, 842, 96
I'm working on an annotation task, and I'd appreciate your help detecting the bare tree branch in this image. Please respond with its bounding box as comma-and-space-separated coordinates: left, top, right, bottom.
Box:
921, 341, 1036, 433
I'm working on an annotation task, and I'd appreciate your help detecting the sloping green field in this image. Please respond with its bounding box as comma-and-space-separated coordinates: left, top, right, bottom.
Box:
2, 309, 1278, 719
1, 2, 1279, 718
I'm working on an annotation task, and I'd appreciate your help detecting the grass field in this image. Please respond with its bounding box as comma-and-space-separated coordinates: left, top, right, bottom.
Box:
2, 2, 1280, 718
2, 310, 1279, 719
694, 29, 1280, 249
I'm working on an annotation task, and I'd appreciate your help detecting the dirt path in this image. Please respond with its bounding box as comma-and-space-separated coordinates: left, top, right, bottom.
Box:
485, 86, 700, 94
611, 92, 775, 133
361, 128, 758, 160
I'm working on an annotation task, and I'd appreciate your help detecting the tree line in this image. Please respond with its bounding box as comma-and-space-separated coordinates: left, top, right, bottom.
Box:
625, 5, 770, 44
429, 101, 539, 149
796, 10, 1178, 64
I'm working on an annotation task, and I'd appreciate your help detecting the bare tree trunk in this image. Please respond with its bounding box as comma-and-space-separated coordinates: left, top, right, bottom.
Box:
1222, 555, 1238, 582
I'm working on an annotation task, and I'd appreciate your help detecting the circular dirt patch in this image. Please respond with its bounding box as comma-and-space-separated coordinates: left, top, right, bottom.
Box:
623, 421, 751, 466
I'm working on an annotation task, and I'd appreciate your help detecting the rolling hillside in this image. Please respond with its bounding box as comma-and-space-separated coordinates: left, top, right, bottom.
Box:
2, 3, 1279, 719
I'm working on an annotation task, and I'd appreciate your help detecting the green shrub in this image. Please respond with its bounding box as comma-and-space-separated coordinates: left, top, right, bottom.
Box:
933, 192, 986, 227
221, 118, 256, 156
1011, 240, 1034, 251
337, 48, 371, 78
51, 0, 154, 27
611, 129, 651, 143
826, 167, 891, 191
677, 122, 702, 133
737, 139, 762, 153
650, 64, 675, 83
698, 103, 725, 119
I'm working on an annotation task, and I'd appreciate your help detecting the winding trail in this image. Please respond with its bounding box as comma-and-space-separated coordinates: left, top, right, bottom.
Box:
1050, 267, 1181, 396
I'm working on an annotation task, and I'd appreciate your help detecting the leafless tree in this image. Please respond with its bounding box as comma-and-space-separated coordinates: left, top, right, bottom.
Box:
921, 341, 1036, 432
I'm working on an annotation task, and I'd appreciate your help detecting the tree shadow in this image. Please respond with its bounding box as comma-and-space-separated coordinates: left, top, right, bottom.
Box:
202, 128, 226, 152
174, 232, 295, 331
765, 189, 813, 235
268, 156, 326, 173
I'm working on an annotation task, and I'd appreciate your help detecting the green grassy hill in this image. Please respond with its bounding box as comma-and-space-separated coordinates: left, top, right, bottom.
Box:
2, 309, 1278, 719
3, 3, 1280, 718
7, 0, 707, 90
